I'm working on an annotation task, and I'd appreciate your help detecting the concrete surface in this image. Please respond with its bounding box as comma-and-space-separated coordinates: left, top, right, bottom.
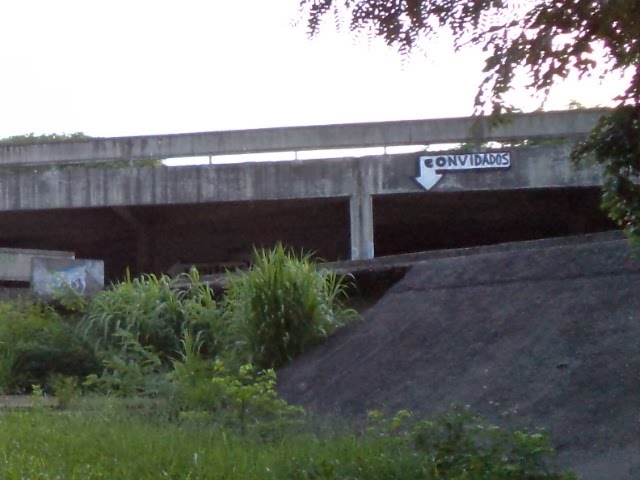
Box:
278, 238, 640, 480
0, 110, 607, 167
0, 248, 75, 282
0, 144, 603, 212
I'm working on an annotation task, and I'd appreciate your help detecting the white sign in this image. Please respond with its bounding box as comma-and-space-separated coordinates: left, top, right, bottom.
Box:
416, 151, 511, 190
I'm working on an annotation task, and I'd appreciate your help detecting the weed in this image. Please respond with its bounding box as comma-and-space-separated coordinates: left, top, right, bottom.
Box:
0, 299, 98, 393
81, 268, 223, 364
225, 243, 356, 369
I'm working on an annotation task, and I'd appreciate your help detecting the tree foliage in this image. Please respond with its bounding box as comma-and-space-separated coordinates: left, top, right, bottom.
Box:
301, 0, 640, 242
571, 105, 640, 245
300, 0, 638, 112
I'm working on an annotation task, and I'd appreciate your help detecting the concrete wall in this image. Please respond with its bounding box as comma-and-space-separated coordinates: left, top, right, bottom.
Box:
0, 248, 74, 282
0, 110, 606, 166
0, 144, 602, 212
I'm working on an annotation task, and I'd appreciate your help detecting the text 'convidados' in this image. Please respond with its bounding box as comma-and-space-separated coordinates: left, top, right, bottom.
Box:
416, 151, 511, 190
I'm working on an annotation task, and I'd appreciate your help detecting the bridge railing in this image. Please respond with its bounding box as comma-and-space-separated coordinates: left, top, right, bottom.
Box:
0, 109, 607, 168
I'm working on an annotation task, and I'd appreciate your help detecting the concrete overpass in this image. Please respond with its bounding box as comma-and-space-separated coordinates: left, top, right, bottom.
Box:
0, 110, 613, 279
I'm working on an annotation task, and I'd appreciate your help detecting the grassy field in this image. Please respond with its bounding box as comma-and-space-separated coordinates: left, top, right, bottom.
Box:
0, 404, 428, 479
0, 399, 576, 480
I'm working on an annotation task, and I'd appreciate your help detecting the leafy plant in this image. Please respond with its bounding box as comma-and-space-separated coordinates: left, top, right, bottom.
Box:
366, 408, 575, 480
171, 331, 303, 436
224, 243, 356, 369
572, 105, 640, 247
208, 362, 304, 436
81, 269, 223, 363
81, 272, 182, 357
49, 374, 79, 409
170, 330, 220, 410
0, 300, 99, 393
84, 329, 167, 397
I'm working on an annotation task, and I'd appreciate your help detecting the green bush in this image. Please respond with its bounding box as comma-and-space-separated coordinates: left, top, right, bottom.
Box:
224, 244, 356, 369
84, 329, 167, 397
171, 334, 302, 437
365, 408, 576, 480
0, 300, 99, 393
411, 410, 574, 479
81, 269, 223, 363
171, 333, 303, 436
79, 270, 223, 397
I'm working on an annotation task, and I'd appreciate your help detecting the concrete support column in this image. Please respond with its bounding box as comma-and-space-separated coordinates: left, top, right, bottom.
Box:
349, 193, 374, 260
349, 160, 375, 260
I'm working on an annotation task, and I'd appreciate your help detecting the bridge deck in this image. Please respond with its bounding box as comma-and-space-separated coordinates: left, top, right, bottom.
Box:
0, 110, 611, 275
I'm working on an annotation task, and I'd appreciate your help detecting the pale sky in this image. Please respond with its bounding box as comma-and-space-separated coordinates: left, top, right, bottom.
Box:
0, 0, 629, 140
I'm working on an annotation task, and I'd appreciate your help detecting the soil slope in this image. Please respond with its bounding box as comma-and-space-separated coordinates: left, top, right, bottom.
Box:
277, 238, 640, 480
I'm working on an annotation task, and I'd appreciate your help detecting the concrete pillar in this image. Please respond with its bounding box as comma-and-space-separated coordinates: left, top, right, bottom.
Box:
350, 194, 375, 260
349, 160, 376, 260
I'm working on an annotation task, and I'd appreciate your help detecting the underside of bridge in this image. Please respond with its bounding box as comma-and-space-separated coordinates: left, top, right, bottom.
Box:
373, 187, 613, 256
0, 186, 614, 281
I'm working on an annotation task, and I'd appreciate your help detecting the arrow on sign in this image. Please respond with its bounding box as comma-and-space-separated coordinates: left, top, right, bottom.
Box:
416, 151, 511, 190
416, 163, 443, 190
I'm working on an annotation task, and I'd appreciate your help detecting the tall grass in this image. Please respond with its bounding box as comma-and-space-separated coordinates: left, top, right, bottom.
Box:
225, 243, 356, 369
0, 408, 412, 479
81, 269, 223, 362
1, 246, 356, 394
0, 405, 575, 480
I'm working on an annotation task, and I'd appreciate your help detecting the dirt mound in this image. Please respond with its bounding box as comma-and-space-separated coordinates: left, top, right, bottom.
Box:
277, 239, 640, 480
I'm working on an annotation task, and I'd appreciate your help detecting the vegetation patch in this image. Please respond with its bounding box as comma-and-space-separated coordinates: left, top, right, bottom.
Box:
225, 244, 356, 369
0, 403, 574, 479
0, 244, 575, 478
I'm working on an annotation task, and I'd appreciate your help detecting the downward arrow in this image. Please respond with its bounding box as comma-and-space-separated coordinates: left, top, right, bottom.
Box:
415, 152, 512, 191
415, 160, 443, 190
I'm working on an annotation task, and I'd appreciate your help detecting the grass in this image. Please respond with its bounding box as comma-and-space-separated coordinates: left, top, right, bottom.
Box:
225, 244, 356, 369
0, 406, 425, 479
0, 401, 575, 480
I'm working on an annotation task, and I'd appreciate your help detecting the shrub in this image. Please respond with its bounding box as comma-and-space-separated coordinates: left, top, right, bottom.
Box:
224, 243, 356, 369
367, 408, 576, 480
0, 300, 99, 393
169, 330, 219, 410
171, 345, 304, 436
81, 269, 223, 363
84, 329, 167, 397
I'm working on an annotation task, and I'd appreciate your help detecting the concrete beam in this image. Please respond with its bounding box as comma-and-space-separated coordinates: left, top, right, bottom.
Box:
0, 144, 603, 213
0, 110, 607, 167
0, 248, 75, 282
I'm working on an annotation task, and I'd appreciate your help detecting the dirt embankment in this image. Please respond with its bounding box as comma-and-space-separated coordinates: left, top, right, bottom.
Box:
277, 238, 640, 480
